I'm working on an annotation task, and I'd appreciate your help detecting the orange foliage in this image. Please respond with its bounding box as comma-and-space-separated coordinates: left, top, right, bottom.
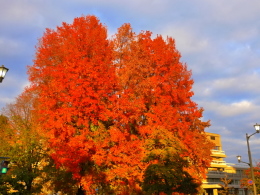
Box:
112, 24, 213, 181
28, 15, 213, 193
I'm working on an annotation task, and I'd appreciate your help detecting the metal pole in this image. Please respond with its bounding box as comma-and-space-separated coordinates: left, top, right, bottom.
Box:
246, 133, 257, 195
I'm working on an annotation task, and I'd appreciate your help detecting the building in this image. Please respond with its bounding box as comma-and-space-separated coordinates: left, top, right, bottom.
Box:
202, 132, 249, 195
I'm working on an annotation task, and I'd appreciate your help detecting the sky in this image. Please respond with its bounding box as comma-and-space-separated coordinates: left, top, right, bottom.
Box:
1, 0, 260, 164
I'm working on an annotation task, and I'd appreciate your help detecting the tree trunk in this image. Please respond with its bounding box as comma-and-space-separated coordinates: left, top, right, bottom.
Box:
76, 186, 85, 195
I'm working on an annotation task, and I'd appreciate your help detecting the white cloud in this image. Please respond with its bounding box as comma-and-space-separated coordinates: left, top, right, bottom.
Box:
206, 0, 260, 23
210, 125, 232, 136
201, 100, 258, 117
0, 96, 14, 107
1, 2, 42, 26
193, 72, 260, 103
162, 26, 210, 55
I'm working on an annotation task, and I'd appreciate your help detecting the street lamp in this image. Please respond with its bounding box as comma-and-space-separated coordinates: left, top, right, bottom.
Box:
0, 65, 9, 83
236, 155, 256, 195
236, 155, 242, 163
237, 123, 260, 195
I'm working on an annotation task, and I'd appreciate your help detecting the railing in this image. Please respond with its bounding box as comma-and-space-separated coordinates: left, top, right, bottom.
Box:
202, 181, 241, 188
226, 163, 249, 168
211, 160, 226, 165
207, 171, 247, 178
211, 149, 226, 155
203, 181, 221, 185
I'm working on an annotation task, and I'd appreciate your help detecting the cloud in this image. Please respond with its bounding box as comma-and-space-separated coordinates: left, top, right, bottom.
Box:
201, 100, 257, 117
0, 2, 45, 27
205, 0, 260, 24
193, 71, 260, 104
162, 26, 211, 56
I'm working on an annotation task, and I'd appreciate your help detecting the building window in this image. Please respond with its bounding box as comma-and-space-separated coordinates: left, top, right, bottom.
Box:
210, 136, 215, 140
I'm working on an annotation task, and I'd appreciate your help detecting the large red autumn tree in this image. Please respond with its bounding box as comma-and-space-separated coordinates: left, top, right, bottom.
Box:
28, 15, 120, 193
112, 23, 214, 182
28, 15, 214, 194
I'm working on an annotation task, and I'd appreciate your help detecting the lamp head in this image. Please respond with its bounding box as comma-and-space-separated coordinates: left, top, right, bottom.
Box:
0, 65, 8, 83
254, 123, 260, 133
237, 155, 241, 163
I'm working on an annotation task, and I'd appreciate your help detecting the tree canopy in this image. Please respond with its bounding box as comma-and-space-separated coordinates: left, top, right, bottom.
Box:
26, 15, 214, 194
0, 90, 47, 194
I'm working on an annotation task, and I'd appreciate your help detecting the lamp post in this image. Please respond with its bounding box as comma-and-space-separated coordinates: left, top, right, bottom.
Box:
237, 123, 260, 195
0, 65, 9, 83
